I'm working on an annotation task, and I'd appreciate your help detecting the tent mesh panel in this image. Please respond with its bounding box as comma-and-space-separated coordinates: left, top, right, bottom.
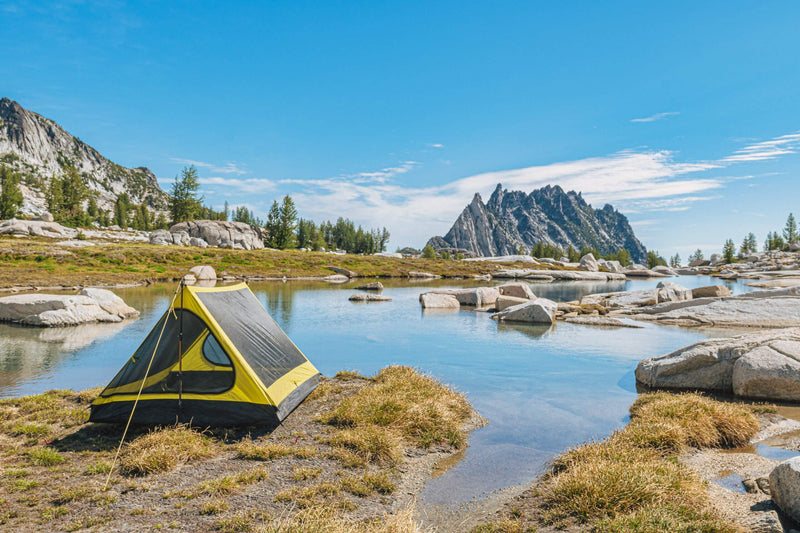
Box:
103, 310, 206, 391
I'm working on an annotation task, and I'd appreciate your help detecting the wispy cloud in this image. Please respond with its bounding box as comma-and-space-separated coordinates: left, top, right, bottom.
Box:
343, 161, 418, 183
720, 132, 800, 162
198, 176, 276, 193
427, 143, 444, 148
620, 195, 721, 213
171, 158, 248, 175
630, 111, 680, 123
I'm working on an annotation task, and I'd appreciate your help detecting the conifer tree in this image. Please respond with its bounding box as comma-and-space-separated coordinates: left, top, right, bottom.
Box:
0, 164, 23, 219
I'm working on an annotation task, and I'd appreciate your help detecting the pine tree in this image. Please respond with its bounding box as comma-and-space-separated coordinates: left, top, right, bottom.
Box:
265, 200, 280, 248
276, 195, 298, 249
169, 166, 202, 224
0, 164, 23, 219
669, 253, 681, 268
421, 244, 436, 259
722, 239, 736, 264
784, 213, 798, 244
688, 249, 704, 263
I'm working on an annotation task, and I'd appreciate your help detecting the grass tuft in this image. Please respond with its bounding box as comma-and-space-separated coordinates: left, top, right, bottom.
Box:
26, 447, 65, 466
119, 425, 217, 476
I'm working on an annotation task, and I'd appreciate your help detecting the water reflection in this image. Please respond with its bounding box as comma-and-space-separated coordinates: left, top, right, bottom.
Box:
495, 322, 554, 340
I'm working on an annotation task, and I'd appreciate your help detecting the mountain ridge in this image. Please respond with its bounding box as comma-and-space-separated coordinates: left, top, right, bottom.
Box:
0, 97, 169, 217
427, 183, 647, 263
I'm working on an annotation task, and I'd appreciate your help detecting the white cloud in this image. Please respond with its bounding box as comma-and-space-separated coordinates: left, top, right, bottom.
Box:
721, 132, 800, 162
620, 195, 721, 213
171, 158, 248, 175
427, 143, 445, 148
198, 176, 276, 193
630, 111, 680, 123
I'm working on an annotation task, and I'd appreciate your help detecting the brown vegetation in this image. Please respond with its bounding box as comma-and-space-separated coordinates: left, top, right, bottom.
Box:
474, 392, 760, 533
0, 367, 474, 531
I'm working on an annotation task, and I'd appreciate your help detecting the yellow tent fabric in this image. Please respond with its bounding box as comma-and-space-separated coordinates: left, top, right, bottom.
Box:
90, 283, 320, 426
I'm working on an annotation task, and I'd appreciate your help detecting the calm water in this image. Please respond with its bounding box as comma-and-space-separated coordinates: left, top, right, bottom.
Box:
0, 276, 753, 505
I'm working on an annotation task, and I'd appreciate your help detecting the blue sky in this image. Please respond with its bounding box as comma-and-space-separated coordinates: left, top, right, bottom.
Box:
2, 1, 799, 256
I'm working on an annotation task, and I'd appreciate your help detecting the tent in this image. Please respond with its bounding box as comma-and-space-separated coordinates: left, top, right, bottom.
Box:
90, 283, 320, 426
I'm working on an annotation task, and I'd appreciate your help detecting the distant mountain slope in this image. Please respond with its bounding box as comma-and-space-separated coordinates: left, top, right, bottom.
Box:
427, 184, 647, 263
0, 97, 168, 216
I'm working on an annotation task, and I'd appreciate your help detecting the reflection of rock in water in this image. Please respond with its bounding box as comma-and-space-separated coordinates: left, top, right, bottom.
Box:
496, 322, 554, 340
532, 280, 628, 302
0, 321, 128, 391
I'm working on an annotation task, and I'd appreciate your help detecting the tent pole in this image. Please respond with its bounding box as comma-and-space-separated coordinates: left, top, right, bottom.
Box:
178, 279, 184, 420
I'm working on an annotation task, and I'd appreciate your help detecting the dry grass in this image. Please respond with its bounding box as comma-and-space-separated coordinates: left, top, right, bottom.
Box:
320, 366, 472, 450
628, 392, 760, 449
538, 393, 753, 530
262, 505, 424, 532
476, 393, 752, 532
180, 467, 269, 498
119, 424, 218, 476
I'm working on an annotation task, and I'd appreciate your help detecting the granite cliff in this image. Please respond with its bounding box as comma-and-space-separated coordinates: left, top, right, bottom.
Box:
0, 97, 168, 217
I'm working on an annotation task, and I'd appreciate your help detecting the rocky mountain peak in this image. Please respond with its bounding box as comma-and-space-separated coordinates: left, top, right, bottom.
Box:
427, 183, 647, 263
0, 98, 169, 217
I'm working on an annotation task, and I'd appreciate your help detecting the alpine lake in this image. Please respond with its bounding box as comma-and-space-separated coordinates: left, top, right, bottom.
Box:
0, 275, 759, 511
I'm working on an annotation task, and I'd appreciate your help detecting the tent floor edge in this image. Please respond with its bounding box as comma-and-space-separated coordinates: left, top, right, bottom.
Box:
89, 399, 280, 428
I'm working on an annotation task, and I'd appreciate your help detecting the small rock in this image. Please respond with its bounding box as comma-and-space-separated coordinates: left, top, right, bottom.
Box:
691, 285, 732, 298
189, 265, 217, 280
491, 297, 558, 324
355, 282, 384, 291
742, 478, 759, 493
188, 237, 208, 248
408, 271, 440, 279
348, 293, 392, 303
756, 476, 771, 495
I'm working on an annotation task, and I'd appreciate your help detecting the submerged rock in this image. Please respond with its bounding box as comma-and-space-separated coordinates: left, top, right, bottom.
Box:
490, 297, 557, 324
348, 293, 392, 303
636, 328, 800, 400
355, 282, 384, 291
565, 316, 644, 328
0, 289, 139, 327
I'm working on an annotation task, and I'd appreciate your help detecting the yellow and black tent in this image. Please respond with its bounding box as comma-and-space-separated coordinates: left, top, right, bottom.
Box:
90, 283, 319, 427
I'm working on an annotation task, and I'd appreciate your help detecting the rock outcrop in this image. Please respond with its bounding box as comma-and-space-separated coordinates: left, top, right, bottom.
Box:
0, 288, 139, 327
635, 328, 800, 400
424, 287, 500, 307
622, 286, 800, 328
189, 265, 217, 280
168, 220, 265, 250
0, 97, 168, 217
0, 218, 78, 238
427, 184, 647, 263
